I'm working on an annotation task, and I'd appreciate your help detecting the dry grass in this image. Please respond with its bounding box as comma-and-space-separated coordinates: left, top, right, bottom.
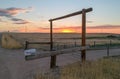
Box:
1, 33, 23, 49
1, 32, 119, 49
4, 33, 120, 49
35, 57, 120, 79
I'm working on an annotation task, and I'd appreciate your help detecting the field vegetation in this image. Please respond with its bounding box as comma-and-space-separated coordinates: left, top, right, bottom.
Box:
35, 56, 120, 79
2, 33, 120, 50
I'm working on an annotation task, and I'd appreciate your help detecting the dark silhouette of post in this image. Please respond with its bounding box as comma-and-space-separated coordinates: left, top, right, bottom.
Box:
50, 20, 53, 50
49, 20, 56, 68
107, 45, 110, 56
81, 9, 86, 62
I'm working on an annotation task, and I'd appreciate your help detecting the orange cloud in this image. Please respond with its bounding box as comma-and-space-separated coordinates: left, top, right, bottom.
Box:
11, 25, 120, 34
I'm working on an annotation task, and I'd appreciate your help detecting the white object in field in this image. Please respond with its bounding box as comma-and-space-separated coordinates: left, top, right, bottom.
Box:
24, 49, 36, 56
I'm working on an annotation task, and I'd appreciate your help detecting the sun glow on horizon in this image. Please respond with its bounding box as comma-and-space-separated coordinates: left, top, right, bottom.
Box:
61, 29, 75, 33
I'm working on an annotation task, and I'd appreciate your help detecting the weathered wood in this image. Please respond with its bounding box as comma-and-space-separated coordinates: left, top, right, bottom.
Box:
25, 46, 89, 60
49, 8, 92, 21
107, 46, 110, 56
27, 42, 51, 44
81, 9, 86, 62
50, 20, 53, 50
49, 20, 57, 68
47, 8, 93, 68
25, 41, 29, 49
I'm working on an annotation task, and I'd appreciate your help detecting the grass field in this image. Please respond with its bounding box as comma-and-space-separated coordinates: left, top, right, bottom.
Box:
0, 32, 120, 79
2, 32, 120, 50
35, 56, 120, 79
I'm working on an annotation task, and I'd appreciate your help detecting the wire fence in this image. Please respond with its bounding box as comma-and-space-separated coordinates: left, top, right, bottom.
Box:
25, 39, 120, 66
52, 40, 120, 50
25, 40, 120, 51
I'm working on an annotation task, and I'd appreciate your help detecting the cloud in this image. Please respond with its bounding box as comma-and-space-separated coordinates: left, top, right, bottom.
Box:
0, 18, 7, 22
0, 9, 11, 18
88, 25, 120, 29
0, 7, 33, 24
56, 25, 120, 29
0, 7, 33, 17
6, 7, 33, 15
12, 30, 20, 32
36, 25, 120, 33
0, 18, 3, 22
87, 20, 93, 23
14, 20, 31, 24
37, 25, 120, 31
11, 18, 24, 21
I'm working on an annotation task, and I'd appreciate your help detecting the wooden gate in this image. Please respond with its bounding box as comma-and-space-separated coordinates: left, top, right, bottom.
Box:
25, 8, 93, 69
49, 8, 92, 68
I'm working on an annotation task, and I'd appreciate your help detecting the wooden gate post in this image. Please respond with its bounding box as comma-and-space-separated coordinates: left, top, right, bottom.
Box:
81, 9, 86, 62
49, 8, 92, 65
49, 20, 56, 68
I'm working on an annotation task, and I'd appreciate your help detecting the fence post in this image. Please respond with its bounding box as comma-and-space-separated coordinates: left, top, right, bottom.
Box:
81, 9, 86, 62
74, 41, 77, 47
94, 41, 96, 47
107, 45, 109, 56
49, 20, 56, 68
49, 8, 92, 65
64, 43, 66, 49
57, 43, 59, 50
25, 41, 28, 50
110, 40, 112, 46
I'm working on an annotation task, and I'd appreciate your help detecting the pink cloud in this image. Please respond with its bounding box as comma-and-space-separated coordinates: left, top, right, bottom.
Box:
0, 7, 33, 24
88, 25, 120, 29
0, 7, 33, 17
14, 20, 31, 24
35, 25, 120, 33
6, 7, 33, 16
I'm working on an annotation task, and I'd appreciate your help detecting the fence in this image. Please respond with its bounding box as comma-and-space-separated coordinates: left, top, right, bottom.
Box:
0, 33, 2, 44
24, 39, 120, 70
25, 40, 120, 50
24, 41, 51, 50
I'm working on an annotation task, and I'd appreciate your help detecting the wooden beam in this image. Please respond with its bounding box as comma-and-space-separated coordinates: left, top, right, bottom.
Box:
49, 8, 92, 21
50, 20, 53, 50
24, 41, 50, 49
25, 46, 89, 60
49, 20, 56, 68
27, 42, 51, 44
47, 7, 92, 68
25, 41, 29, 50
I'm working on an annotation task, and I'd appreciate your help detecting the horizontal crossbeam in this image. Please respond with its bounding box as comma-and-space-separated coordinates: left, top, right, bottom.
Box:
26, 41, 51, 44
25, 46, 89, 60
49, 8, 92, 21
25, 41, 51, 49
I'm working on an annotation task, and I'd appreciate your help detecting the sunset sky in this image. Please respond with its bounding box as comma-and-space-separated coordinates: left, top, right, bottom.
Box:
0, 0, 120, 33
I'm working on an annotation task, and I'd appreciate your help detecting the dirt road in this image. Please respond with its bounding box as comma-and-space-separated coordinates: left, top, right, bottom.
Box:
0, 47, 120, 79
